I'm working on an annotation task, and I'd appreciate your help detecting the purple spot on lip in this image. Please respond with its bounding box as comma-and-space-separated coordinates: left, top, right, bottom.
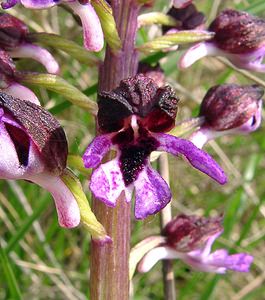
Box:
112, 126, 159, 186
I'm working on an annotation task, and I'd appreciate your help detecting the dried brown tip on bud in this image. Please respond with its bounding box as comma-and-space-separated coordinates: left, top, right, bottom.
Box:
0, 92, 68, 174
98, 74, 179, 133
163, 214, 223, 252
199, 84, 264, 131
209, 9, 265, 54
137, 62, 165, 87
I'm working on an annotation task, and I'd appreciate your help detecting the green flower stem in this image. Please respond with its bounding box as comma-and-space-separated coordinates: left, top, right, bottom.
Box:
138, 12, 179, 28
90, 1, 140, 299
158, 153, 176, 300
19, 73, 98, 115
27, 32, 100, 66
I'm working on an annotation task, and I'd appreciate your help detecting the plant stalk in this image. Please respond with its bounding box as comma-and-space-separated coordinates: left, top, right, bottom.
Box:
158, 153, 176, 300
90, 1, 140, 300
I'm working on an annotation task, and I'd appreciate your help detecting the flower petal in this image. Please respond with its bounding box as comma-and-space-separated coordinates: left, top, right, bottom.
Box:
9, 44, 59, 74
155, 132, 227, 184
138, 246, 180, 273
83, 134, 112, 168
31, 172, 81, 228
20, 0, 56, 9
134, 165, 171, 219
179, 42, 219, 69
67, 1, 104, 52
90, 158, 132, 207
208, 250, 253, 273
3, 83, 40, 105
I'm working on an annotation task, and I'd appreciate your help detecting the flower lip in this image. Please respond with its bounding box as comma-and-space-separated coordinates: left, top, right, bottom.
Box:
0, 13, 29, 51
209, 9, 265, 54
199, 84, 264, 131
97, 74, 179, 134
0, 92, 68, 174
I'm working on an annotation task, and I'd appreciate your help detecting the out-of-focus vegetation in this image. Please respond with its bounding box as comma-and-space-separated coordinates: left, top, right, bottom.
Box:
1, 1, 265, 299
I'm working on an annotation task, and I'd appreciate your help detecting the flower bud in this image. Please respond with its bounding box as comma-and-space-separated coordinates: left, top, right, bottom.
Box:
189, 84, 263, 148
162, 4, 205, 33
199, 84, 263, 132
179, 9, 265, 72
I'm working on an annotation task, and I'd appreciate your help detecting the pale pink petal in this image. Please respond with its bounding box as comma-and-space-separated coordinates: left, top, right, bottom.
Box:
134, 165, 171, 219
3, 83, 40, 105
173, 0, 193, 8
9, 43, 59, 74
66, 1, 104, 52
179, 42, 219, 69
31, 172, 81, 228
21, 0, 56, 8
138, 246, 181, 273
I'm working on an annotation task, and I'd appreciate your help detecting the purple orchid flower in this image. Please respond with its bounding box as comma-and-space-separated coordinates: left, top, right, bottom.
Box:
179, 9, 265, 72
0, 49, 40, 104
0, 13, 59, 74
0, 92, 80, 228
83, 74, 227, 220
138, 214, 253, 274
189, 84, 263, 148
1, 1, 104, 52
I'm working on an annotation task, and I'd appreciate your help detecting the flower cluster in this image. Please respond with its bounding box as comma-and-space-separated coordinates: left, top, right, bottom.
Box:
83, 74, 226, 219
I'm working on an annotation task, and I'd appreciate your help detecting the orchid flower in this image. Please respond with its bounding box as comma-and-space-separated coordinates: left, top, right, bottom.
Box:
83, 74, 227, 220
0, 91, 80, 228
0, 13, 59, 74
1, 0, 104, 52
173, 0, 193, 9
189, 84, 263, 148
0, 50, 40, 104
138, 214, 253, 274
179, 9, 265, 72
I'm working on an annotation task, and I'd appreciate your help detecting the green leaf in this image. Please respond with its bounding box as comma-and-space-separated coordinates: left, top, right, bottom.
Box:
0, 242, 22, 300
91, 0, 122, 52
137, 31, 215, 53
61, 169, 110, 242
27, 33, 100, 66
20, 73, 98, 114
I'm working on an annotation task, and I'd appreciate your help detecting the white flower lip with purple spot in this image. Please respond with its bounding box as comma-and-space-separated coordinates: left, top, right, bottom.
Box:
179, 9, 265, 72
83, 74, 227, 220
138, 214, 253, 274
